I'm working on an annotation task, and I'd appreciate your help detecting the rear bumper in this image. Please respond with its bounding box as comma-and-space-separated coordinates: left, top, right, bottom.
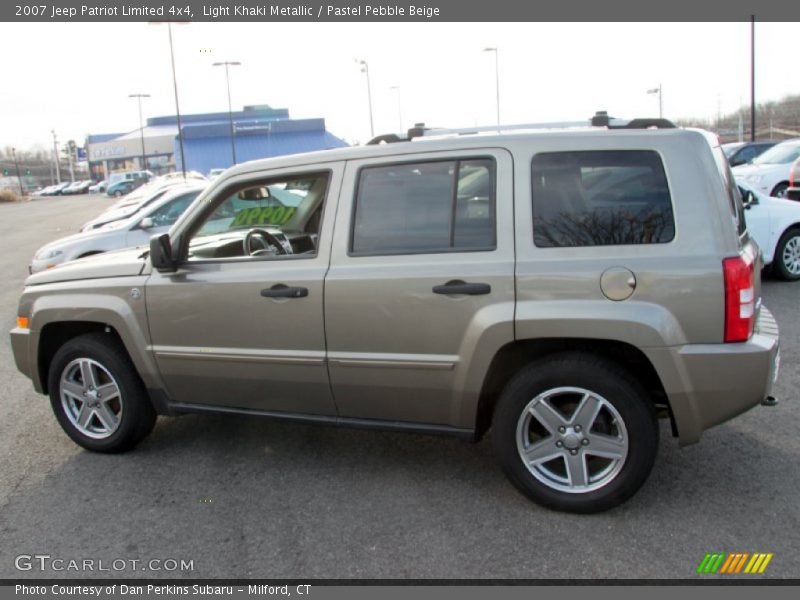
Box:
646, 307, 780, 445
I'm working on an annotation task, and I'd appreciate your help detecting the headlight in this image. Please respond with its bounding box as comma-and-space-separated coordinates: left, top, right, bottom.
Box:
35, 248, 63, 261
745, 174, 763, 184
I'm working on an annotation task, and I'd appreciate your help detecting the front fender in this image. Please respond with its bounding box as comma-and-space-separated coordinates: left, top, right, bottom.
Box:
26, 277, 162, 393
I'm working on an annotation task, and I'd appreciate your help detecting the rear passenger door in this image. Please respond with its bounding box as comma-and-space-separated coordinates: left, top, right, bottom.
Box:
325, 149, 515, 430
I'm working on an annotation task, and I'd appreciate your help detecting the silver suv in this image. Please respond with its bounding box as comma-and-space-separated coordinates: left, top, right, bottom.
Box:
10, 114, 780, 512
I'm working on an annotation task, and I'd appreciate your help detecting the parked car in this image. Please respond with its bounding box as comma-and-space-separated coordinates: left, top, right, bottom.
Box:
733, 138, 800, 197
61, 180, 93, 195
41, 182, 71, 196
10, 115, 779, 513
108, 170, 153, 186
88, 180, 108, 194
82, 181, 205, 232
29, 184, 205, 273
208, 168, 225, 180
106, 179, 140, 197
736, 180, 800, 280
721, 141, 777, 167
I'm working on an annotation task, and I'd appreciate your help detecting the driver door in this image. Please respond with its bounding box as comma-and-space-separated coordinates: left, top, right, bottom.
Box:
144, 163, 343, 417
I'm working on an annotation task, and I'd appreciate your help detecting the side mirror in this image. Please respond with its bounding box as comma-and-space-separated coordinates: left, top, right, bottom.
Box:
139, 217, 154, 229
743, 191, 758, 209
150, 233, 177, 272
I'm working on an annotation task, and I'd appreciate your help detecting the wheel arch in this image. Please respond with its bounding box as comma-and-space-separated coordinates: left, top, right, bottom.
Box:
474, 338, 672, 441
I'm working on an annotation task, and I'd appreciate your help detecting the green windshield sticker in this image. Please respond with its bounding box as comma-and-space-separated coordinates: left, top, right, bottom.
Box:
231, 206, 296, 228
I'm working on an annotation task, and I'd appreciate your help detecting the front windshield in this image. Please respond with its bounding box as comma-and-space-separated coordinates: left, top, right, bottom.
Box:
722, 143, 743, 159
752, 143, 800, 165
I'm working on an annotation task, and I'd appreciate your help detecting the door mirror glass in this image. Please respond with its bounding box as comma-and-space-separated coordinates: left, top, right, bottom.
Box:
150, 233, 176, 272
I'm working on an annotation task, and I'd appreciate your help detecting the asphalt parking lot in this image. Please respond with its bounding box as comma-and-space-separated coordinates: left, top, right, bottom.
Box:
0, 193, 798, 580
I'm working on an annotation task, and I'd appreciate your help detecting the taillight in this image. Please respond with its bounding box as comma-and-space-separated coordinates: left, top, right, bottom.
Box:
791, 160, 798, 187
723, 252, 755, 342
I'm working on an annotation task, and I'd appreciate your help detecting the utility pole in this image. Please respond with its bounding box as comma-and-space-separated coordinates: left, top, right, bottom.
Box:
483, 47, 501, 129
357, 59, 374, 139
67, 140, 75, 182
51, 129, 61, 184
11, 147, 23, 195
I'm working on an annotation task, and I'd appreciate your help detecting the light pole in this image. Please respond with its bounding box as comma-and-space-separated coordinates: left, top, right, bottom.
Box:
51, 129, 61, 184
357, 59, 374, 139
150, 22, 188, 178
129, 93, 150, 171
647, 84, 663, 118
750, 15, 756, 142
390, 85, 402, 131
212, 61, 241, 165
483, 47, 500, 129
11, 147, 23, 195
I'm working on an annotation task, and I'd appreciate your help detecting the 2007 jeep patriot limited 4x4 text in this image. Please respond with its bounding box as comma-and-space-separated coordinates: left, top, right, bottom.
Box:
10, 114, 780, 512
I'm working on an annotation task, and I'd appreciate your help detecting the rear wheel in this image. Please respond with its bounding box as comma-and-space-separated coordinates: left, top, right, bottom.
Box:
48, 333, 156, 453
492, 353, 658, 513
771, 182, 789, 198
773, 228, 800, 281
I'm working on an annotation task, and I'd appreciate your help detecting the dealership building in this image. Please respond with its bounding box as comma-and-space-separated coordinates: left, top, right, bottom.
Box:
86, 105, 347, 180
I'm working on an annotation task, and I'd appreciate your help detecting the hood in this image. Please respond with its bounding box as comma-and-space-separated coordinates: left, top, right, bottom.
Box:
733, 162, 785, 177
26, 246, 148, 286
83, 205, 139, 230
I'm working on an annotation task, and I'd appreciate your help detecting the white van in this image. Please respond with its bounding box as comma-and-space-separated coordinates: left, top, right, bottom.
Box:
108, 170, 153, 186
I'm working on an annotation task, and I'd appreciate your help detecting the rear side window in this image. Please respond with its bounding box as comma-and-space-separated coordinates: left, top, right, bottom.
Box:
351, 158, 496, 255
531, 150, 675, 247
713, 147, 747, 237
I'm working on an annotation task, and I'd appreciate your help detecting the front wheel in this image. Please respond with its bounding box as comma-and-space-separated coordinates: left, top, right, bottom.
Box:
113, 190, 123, 197
48, 333, 156, 453
771, 182, 789, 198
773, 228, 800, 281
492, 353, 658, 513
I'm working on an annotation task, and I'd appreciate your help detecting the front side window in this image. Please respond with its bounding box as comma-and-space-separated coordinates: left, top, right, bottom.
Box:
186, 172, 329, 261
532, 150, 675, 248
351, 158, 496, 255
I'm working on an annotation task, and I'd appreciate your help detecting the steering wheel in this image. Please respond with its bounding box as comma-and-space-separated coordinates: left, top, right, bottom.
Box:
243, 228, 291, 256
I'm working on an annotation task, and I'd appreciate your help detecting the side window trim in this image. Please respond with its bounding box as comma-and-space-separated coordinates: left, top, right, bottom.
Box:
348, 156, 497, 257
176, 169, 333, 264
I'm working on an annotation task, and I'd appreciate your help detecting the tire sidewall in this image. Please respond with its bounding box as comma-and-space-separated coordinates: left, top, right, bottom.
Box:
492, 355, 658, 513
48, 335, 150, 453
774, 228, 800, 281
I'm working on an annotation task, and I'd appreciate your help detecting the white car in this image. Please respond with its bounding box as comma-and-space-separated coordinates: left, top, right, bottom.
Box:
733, 139, 800, 198
80, 180, 198, 232
737, 180, 800, 280
30, 185, 205, 273
88, 180, 108, 193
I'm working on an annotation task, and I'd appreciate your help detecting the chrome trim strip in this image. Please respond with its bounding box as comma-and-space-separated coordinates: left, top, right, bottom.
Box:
328, 358, 456, 370
151, 345, 325, 366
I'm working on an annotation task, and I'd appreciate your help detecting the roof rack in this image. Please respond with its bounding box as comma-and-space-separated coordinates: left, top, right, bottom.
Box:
366, 111, 677, 145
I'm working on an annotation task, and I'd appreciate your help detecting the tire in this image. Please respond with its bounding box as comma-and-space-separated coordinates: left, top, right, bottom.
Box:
771, 182, 789, 198
47, 332, 156, 453
113, 190, 123, 197
492, 352, 658, 513
772, 228, 800, 281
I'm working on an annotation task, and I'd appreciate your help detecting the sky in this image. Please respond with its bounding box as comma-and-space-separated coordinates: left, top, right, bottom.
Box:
0, 21, 796, 151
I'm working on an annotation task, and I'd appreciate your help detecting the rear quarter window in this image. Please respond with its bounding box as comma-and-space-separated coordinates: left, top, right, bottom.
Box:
531, 150, 675, 247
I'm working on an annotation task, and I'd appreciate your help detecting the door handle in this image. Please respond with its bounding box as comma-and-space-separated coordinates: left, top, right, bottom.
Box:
432, 281, 491, 295
260, 284, 309, 298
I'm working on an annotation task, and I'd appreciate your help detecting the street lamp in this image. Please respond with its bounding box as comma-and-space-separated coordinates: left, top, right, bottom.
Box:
212, 61, 241, 165
150, 21, 188, 179
483, 47, 500, 129
646, 84, 663, 118
357, 59, 375, 139
129, 93, 150, 172
390, 85, 403, 132
11, 147, 23, 195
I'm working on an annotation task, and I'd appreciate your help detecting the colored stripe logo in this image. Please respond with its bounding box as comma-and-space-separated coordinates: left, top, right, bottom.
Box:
697, 553, 773, 574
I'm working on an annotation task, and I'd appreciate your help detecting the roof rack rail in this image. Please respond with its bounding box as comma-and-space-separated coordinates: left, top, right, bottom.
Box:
366, 111, 677, 145
590, 111, 676, 129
